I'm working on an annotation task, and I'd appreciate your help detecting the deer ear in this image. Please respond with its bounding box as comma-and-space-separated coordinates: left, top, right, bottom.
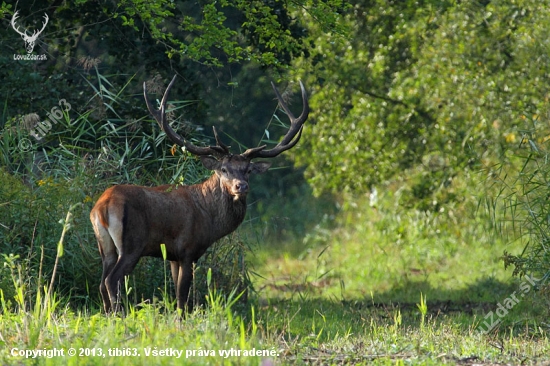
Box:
250, 161, 271, 174
200, 156, 221, 171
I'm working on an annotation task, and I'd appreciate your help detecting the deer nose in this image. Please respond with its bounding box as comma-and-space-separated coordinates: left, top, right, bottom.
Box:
235, 182, 248, 193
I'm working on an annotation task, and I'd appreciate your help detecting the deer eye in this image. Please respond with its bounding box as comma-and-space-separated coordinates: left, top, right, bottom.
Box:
221, 168, 227, 173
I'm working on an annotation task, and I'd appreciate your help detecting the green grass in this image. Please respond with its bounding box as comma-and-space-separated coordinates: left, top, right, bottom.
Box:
2, 293, 548, 365
1, 190, 549, 365
0, 297, 273, 365
247, 190, 550, 364
252, 194, 513, 304
257, 299, 549, 364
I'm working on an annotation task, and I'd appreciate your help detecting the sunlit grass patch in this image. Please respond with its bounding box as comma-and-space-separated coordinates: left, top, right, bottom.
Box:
0, 268, 275, 366
252, 192, 515, 304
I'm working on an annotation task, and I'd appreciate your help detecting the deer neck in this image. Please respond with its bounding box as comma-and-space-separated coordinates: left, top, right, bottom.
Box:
193, 174, 247, 238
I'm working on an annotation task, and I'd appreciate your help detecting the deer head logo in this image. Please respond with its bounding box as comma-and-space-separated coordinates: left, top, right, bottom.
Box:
11, 11, 49, 54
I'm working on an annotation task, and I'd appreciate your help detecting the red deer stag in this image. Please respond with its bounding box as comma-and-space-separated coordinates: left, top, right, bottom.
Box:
90, 75, 308, 313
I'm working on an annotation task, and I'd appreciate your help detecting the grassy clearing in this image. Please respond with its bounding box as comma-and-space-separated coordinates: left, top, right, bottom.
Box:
252, 192, 513, 304
2, 291, 548, 365
1, 187, 550, 365
258, 299, 549, 365
249, 189, 550, 364
0, 293, 274, 365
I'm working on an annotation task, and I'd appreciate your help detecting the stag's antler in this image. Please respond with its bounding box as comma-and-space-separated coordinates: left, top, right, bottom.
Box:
11, 11, 28, 38
11, 11, 48, 38
242, 81, 309, 159
34, 13, 49, 38
144, 75, 309, 159
144, 75, 230, 156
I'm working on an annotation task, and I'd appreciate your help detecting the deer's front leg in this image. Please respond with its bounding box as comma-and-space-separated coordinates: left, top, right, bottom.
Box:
170, 261, 179, 291
174, 259, 194, 313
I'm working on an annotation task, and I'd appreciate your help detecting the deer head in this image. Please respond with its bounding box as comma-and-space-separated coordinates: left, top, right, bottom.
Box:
11, 11, 49, 54
143, 75, 309, 199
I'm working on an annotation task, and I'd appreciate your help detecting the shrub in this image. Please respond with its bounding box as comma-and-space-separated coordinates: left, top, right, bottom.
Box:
489, 118, 550, 295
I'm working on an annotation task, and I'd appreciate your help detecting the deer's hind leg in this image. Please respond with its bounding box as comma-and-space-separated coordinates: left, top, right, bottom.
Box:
91, 213, 118, 313
103, 213, 143, 313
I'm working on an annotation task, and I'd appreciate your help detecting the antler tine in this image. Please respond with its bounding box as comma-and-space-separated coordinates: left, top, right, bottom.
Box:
144, 75, 232, 157
243, 81, 309, 159
38, 14, 49, 34
144, 75, 184, 146
241, 145, 267, 157
11, 11, 27, 37
211, 126, 232, 155
272, 81, 295, 119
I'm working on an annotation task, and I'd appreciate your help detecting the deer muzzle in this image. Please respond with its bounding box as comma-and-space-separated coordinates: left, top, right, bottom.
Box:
231, 180, 249, 197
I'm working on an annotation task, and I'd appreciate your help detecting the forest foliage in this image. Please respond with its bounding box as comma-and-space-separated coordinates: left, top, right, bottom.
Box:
0, 0, 549, 307
293, 0, 550, 198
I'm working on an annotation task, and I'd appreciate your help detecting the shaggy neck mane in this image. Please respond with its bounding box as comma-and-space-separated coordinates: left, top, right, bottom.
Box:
189, 173, 247, 240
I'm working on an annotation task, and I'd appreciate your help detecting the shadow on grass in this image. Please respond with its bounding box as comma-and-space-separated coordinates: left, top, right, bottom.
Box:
256, 288, 549, 365
260, 276, 518, 304
365, 276, 518, 305
256, 276, 548, 340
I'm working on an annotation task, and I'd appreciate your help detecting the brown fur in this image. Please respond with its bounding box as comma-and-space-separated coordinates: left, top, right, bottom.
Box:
90, 155, 270, 313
